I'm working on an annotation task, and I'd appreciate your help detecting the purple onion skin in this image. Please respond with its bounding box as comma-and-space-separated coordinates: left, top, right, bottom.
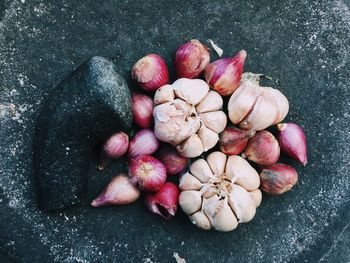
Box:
277, 123, 308, 166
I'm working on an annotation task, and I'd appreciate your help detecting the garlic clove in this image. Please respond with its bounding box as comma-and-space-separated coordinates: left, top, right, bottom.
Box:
242, 130, 280, 165
190, 211, 212, 230
206, 151, 227, 176
197, 124, 219, 152
199, 111, 227, 134
176, 133, 203, 158
196, 90, 223, 113
172, 78, 209, 105
227, 80, 263, 124
203, 195, 238, 232
270, 89, 289, 124
249, 189, 262, 208
228, 184, 256, 223
179, 172, 202, 191
277, 123, 308, 166
154, 84, 175, 105
219, 127, 256, 155
190, 159, 213, 183
179, 190, 202, 215
225, 155, 260, 191
239, 89, 278, 131
259, 163, 298, 195
91, 174, 140, 207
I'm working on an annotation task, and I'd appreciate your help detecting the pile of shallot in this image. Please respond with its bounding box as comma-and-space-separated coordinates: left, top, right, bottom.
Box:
92, 39, 308, 232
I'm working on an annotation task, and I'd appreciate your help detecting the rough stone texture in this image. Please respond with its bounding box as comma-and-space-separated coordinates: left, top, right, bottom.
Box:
0, 0, 349, 262
34, 56, 132, 210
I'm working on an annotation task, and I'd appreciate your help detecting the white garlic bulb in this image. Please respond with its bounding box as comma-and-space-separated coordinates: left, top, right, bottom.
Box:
153, 78, 226, 157
179, 151, 261, 232
228, 72, 289, 131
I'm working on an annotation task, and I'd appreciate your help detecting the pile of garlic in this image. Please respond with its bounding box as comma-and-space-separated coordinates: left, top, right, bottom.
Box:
179, 151, 261, 231
153, 78, 227, 158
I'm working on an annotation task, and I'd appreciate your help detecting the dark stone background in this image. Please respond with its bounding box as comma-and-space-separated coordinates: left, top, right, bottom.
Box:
0, 0, 349, 262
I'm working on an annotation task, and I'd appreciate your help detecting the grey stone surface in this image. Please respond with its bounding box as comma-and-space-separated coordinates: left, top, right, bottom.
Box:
0, 0, 349, 262
34, 56, 132, 210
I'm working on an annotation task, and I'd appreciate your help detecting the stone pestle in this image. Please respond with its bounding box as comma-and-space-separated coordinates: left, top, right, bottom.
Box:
34, 56, 133, 210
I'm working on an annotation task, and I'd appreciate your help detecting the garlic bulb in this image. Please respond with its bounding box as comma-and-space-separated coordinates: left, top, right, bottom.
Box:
228, 73, 289, 131
179, 151, 261, 232
153, 78, 226, 157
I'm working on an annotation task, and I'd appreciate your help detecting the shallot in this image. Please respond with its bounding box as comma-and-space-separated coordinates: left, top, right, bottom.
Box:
204, 50, 247, 96
175, 39, 210, 79
131, 92, 154, 128
145, 182, 179, 219
259, 163, 298, 195
242, 130, 280, 165
91, 174, 140, 207
132, 54, 169, 92
98, 132, 129, 170
128, 155, 167, 192
128, 129, 159, 159
158, 144, 188, 175
277, 123, 308, 166
219, 127, 255, 155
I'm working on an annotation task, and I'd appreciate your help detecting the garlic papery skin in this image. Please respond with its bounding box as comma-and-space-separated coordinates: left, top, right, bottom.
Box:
153, 78, 227, 157
145, 182, 179, 220
132, 54, 169, 92
259, 163, 298, 195
242, 130, 280, 165
204, 50, 247, 96
91, 174, 140, 207
228, 72, 289, 131
196, 91, 223, 113
219, 127, 255, 155
98, 132, 129, 170
175, 39, 210, 79
154, 84, 175, 105
277, 123, 308, 166
179, 151, 261, 231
